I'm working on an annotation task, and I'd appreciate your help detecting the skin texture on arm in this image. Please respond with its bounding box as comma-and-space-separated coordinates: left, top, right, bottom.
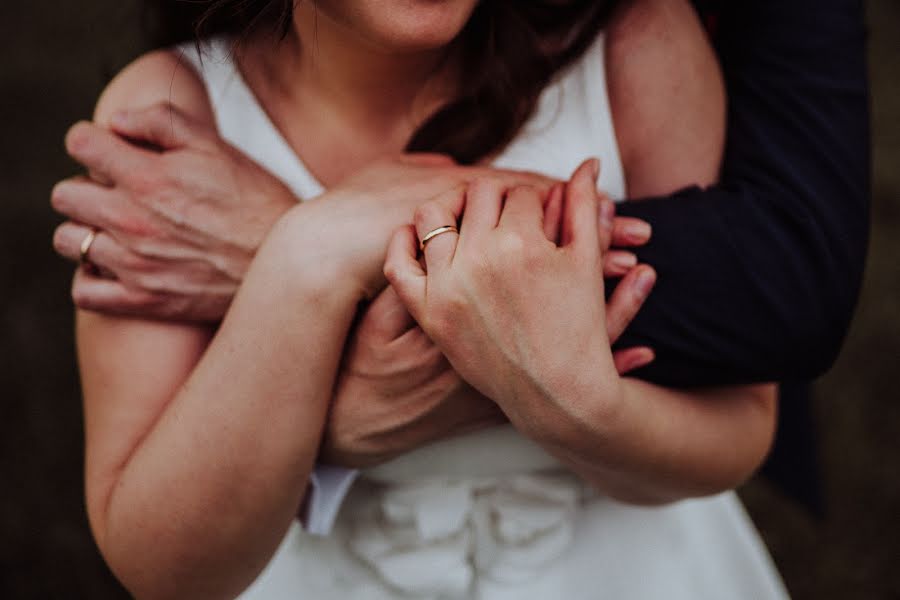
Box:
615, 0, 870, 386
77, 54, 367, 599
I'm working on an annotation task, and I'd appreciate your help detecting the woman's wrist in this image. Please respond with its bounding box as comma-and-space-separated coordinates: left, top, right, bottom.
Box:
260, 204, 372, 302
514, 373, 673, 503
502, 354, 627, 459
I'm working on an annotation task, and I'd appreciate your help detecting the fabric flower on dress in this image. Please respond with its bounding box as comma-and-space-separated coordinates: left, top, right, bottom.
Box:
347, 473, 585, 598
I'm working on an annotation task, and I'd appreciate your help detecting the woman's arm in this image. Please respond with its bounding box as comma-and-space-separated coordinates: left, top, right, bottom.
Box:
572, 379, 775, 503
78, 53, 365, 599
81, 233, 360, 599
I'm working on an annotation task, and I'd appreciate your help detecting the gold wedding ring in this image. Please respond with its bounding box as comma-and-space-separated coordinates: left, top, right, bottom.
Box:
79, 228, 98, 265
419, 225, 459, 251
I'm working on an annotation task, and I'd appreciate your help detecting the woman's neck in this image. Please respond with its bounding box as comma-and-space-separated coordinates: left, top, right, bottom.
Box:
238, 5, 461, 186
289, 5, 459, 129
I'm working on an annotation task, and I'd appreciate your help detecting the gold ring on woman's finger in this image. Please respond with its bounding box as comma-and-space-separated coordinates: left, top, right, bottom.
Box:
79, 228, 99, 266
419, 225, 459, 251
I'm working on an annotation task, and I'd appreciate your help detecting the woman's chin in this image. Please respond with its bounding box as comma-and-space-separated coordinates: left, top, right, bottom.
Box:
322, 0, 479, 53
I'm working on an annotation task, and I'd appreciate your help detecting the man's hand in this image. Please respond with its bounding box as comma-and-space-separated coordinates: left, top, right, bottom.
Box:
321, 285, 506, 468
52, 103, 298, 321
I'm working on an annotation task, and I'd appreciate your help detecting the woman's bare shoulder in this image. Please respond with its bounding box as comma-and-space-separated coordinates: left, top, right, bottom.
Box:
93, 48, 214, 128
606, 0, 726, 198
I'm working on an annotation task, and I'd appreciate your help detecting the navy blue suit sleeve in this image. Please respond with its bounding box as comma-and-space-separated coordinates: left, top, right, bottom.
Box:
614, 0, 871, 387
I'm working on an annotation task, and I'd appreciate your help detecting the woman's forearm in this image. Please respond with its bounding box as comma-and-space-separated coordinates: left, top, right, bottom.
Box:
522, 378, 778, 505
87, 214, 365, 599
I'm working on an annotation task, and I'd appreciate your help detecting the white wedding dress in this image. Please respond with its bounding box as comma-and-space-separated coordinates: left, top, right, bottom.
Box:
178, 35, 790, 600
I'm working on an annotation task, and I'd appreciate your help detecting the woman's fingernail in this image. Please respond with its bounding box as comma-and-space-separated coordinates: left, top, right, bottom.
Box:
625, 221, 652, 242
610, 252, 637, 272
635, 269, 656, 298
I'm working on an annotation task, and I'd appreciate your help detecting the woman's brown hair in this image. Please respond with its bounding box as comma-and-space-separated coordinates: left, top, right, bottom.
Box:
146, 0, 617, 165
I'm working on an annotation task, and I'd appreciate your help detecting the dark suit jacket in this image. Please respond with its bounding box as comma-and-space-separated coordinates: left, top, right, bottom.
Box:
615, 0, 870, 512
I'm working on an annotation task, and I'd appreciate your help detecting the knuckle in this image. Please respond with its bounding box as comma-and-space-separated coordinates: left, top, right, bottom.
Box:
468, 176, 498, 195
497, 230, 527, 256
383, 260, 401, 285
111, 209, 159, 240
509, 184, 538, 200
125, 235, 154, 257
120, 250, 155, 273
130, 272, 168, 294
129, 233, 169, 259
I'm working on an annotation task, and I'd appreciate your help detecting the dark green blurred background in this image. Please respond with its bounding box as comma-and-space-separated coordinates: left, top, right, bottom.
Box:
1, 2, 897, 598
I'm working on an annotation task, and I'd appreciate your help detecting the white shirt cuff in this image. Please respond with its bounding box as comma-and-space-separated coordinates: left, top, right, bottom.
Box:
303, 465, 359, 536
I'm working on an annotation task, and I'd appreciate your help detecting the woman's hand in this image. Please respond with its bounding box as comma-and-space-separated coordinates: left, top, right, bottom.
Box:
385, 158, 632, 417
320, 159, 654, 468
321, 259, 656, 469
385, 159, 777, 503
53, 103, 298, 321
